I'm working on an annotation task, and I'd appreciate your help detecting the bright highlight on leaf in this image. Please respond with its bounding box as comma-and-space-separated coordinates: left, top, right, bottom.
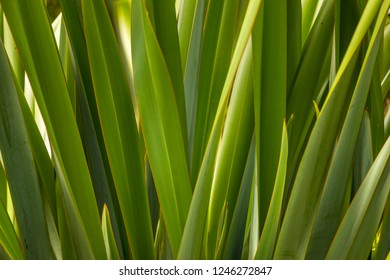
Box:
0, 0, 389, 260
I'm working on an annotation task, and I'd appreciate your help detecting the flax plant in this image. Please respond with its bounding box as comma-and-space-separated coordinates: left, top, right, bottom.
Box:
0, 0, 389, 260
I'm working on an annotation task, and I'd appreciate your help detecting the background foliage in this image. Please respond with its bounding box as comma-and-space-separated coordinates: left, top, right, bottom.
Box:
0, 0, 389, 260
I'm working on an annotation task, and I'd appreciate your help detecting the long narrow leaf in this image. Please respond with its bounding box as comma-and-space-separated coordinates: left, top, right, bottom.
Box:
0, 0, 107, 259
0, 200, 23, 260
178, 0, 262, 259
191, 0, 240, 181
152, 0, 188, 148
207, 41, 254, 259
258, 0, 287, 231
274, 0, 384, 259
255, 121, 288, 260
81, 0, 154, 259
326, 136, 390, 259
223, 136, 255, 259
132, 0, 192, 257
306, 1, 388, 259
102, 205, 120, 260
0, 39, 51, 259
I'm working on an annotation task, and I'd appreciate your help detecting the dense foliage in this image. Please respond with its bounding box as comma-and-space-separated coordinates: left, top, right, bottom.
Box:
0, 0, 389, 260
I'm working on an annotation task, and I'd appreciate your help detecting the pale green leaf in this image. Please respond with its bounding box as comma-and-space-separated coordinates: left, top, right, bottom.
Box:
326, 136, 390, 259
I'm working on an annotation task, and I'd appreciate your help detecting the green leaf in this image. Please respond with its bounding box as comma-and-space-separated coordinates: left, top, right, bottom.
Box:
233, 0, 251, 49
59, 0, 103, 138
42, 196, 61, 260
152, 0, 188, 149
178, 0, 198, 71
248, 172, 259, 259
353, 111, 373, 196
102, 205, 120, 260
383, 69, 390, 100
13, 64, 57, 224
184, 0, 207, 173
0, 200, 23, 260
252, 2, 263, 234
0, 38, 51, 259
54, 157, 97, 259
286, 0, 335, 189
255, 121, 288, 260
274, 0, 384, 260
3, 19, 24, 88
385, 107, 390, 139
177, 118, 224, 259
0, 244, 10, 260
326, 136, 390, 259
382, 23, 390, 80
339, 0, 361, 64
132, 0, 192, 258
178, 0, 263, 259
258, 0, 287, 232
206, 41, 254, 259
191, 0, 240, 182
287, 0, 301, 90
82, 0, 154, 259
223, 137, 255, 259
1, 0, 106, 259
369, 54, 385, 157
60, 0, 125, 259
301, 0, 321, 45
376, 194, 390, 259
0, 7, 3, 39
0, 158, 6, 206
56, 181, 76, 260
306, 1, 388, 259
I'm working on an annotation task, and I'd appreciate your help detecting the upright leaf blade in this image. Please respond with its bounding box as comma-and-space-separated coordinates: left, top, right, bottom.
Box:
326, 136, 390, 259
353, 111, 373, 196
207, 41, 254, 259
191, 0, 240, 182
287, 0, 301, 91
0, 39, 51, 259
259, 0, 287, 231
223, 137, 255, 260
1, 0, 107, 259
82, 0, 154, 259
255, 121, 288, 260
184, 0, 207, 172
286, 0, 335, 187
132, 0, 192, 257
375, 193, 390, 259
178, 0, 262, 259
274, 0, 384, 259
0, 200, 23, 260
152, 0, 188, 149
306, 1, 389, 259
178, 0, 197, 71
0, 155, 6, 206
102, 205, 120, 260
